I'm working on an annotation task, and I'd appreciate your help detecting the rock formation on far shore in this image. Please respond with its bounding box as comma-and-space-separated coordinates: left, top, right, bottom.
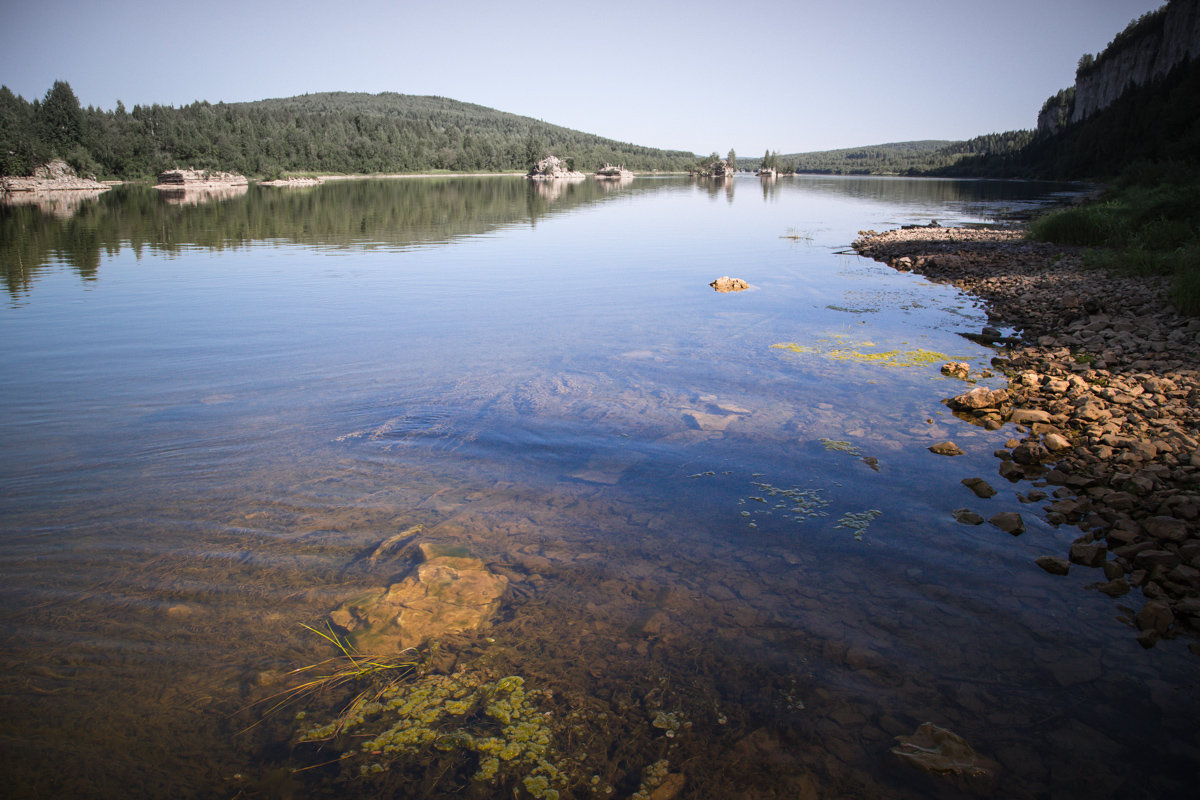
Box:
1, 159, 109, 194
155, 168, 249, 189
595, 163, 634, 180
526, 155, 584, 181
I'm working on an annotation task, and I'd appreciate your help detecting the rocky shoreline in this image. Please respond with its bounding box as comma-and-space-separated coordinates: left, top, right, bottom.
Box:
854, 224, 1200, 651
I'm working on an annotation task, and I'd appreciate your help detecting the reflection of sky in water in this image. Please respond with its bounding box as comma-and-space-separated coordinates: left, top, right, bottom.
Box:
0, 177, 1193, 799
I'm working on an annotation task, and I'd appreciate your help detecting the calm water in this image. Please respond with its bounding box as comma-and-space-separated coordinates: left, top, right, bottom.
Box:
1, 176, 1196, 799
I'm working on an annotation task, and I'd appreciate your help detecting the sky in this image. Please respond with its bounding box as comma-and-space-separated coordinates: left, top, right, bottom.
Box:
0, 0, 1166, 155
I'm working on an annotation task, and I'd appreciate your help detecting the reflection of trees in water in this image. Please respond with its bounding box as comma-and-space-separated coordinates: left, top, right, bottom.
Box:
1, 175, 1083, 297
787, 174, 1084, 209
0, 177, 661, 297
694, 176, 736, 204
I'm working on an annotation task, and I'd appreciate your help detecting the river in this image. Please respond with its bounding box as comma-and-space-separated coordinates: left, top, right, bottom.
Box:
0, 175, 1195, 799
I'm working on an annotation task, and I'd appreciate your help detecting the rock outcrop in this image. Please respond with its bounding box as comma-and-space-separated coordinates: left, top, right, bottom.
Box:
526, 155, 584, 181
1, 159, 109, 193
1037, 0, 1200, 134
155, 168, 248, 189
693, 159, 735, 178
595, 163, 634, 180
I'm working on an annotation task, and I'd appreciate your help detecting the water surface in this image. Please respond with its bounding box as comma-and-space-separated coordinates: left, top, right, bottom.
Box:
1, 176, 1195, 799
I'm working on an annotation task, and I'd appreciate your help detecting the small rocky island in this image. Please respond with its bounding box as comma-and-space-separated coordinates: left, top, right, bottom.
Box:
693, 158, 735, 179
526, 155, 584, 181
594, 163, 634, 180
155, 168, 248, 189
258, 177, 325, 187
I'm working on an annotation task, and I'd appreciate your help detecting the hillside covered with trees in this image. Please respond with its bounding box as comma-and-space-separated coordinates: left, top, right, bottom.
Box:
764, 134, 1034, 176
0, 85, 698, 179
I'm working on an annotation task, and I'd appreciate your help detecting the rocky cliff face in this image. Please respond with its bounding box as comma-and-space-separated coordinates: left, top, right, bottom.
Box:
1073, 0, 1200, 123
1037, 0, 1200, 135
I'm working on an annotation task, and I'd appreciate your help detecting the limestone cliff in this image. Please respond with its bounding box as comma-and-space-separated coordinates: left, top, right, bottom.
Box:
1036, 0, 1200, 136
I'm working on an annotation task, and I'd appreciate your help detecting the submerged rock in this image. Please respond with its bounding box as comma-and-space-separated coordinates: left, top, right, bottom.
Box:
892, 722, 998, 780
953, 508, 985, 525
330, 539, 508, 652
962, 477, 997, 498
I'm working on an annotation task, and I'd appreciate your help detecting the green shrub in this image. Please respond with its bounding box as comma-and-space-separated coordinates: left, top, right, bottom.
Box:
1029, 203, 1127, 247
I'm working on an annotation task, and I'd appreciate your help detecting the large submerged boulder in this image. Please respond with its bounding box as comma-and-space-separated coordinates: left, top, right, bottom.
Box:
892, 722, 998, 782
330, 539, 508, 653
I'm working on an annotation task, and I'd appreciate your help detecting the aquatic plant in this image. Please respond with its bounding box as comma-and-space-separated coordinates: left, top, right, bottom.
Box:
772, 341, 951, 368
835, 509, 883, 541
629, 759, 673, 800
820, 438, 862, 456
745, 482, 830, 526
297, 671, 566, 798
245, 622, 420, 731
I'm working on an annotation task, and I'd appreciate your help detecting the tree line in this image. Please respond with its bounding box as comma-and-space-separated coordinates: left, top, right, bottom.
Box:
0, 84, 699, 180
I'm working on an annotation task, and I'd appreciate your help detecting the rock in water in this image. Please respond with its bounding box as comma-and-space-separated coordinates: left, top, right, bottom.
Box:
329, 540, 508, 652
892, 722, 998, 780
940, 362, 970, 379
710, 276, 750, 293
929, 441, 966, 456
989, 511, 1026, 535
962, 477, 997, 498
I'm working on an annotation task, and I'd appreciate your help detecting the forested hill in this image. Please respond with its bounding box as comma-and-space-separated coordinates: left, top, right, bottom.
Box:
0, 85, 698, 179
755, 133, 1035, 176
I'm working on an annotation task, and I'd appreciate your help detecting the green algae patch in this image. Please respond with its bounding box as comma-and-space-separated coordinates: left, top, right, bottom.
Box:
772, 341, 951, 369
835, 509, 883, 542
820, 438, 862, 456
297, 671, 567, 798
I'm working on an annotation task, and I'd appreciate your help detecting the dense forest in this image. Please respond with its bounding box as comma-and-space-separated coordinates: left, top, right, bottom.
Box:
0, 85, 698, 179
762, 134, 1035, 176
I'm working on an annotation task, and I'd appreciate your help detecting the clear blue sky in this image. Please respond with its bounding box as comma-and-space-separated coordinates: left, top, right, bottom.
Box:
0, 0, 1164, 155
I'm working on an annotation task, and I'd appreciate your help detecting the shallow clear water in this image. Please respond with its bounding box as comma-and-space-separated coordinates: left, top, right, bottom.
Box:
1, 176, 1195, 799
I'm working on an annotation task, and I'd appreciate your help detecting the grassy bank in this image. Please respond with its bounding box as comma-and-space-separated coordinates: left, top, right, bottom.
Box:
1029, 166, 1200, 315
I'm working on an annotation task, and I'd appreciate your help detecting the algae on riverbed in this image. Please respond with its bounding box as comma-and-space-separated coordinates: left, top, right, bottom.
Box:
297, 671, 567, 798
771, 341, 951, 368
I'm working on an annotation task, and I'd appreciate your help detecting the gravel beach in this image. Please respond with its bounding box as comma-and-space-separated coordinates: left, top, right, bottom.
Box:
855, 224, 1200, 651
